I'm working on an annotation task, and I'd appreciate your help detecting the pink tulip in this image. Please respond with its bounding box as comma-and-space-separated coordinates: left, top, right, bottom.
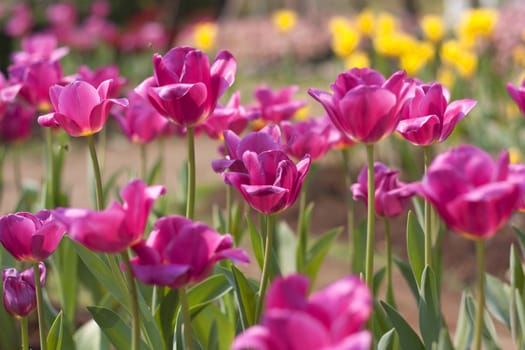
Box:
0, 73, 21, 116
507, 79, 525, 117
37, 79, 128, 136
396, 82, 476, 145
253, 85, 306, 124
46, 3, 77, 30
351, 162, 415, 218
232, 274, 372, 350
4, 3, 33, 37
416, 145, 521, 239
0, 101, 35, 143
2, 263, 45, 318
135, 46, 236, 127
11, 33, 69, 65
74, 64, 127, 99
130, 215, 249, 288
308, 68, 413, 144
0, 211, 65, 262
281, 116, 335, 160
52, 179, 165, 252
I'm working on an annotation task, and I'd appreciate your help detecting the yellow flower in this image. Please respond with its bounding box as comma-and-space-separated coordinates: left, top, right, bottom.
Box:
457, 8, 498, 46
374, 31, 416, 58
293, 106, 310, 121
356, 9, 374, 36
420, 15, 445, 43
437, 66, 456, 90
330, 19, 360, 57
193, 22, 217, 51
509, 147, 521, 164
455, 52, 478, 79
512, 45, 525, 67
375, 12, 398, 35
399, 41, 434, 75
273, 9, 298, 33
345, 50, 370, 69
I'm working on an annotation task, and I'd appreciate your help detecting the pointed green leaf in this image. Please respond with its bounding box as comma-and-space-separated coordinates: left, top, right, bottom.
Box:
407, 211, 425, 286
513, 226, 525, 258
511, 245, 525, 294
304, 227, 341, 286
485, 274, 510, 327
351, 220, 367, 275
192, 303, 234, 350
373, 267, 386, 297
246, 214, 264, 269
296, 201, 314, 273
188, 274, 232, 311
231, 265, 258, 328
393, 257, 419, 302
377, 328, 396, 350
381, 301, 425, 350
419, 266, 441, 349
146, 156, 163, 185
454, 291, 473, 350
155, 288, 179, 349
73, 319, 111, 350
277, 220, 297, 275
437, 327, 455, 350
46, 310, 64, 350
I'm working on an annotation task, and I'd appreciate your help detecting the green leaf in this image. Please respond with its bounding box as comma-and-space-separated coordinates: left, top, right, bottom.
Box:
192, 303, 235, 350
464, 293, 501, 350
137, 291, 165, 350
419, 266, 441, 349
47, 310, 64, 350
146, 156, 163, 185
155, 288, 179, 349
393, 257, 419, 302
304, 227, 341, 287
88, 306, 149, 350
231, 265, 258, 329
296, 201, 314, 274
515, 292, 525, 346
511, 245, 525, 294
437, 327, 455, 350
485, 274, 510, 327
188, 274, 232, 312
373, 267, 386, 297
454, 291, 473, 350
381, 301, 425, 350
377, 328, 396, 350
513, 226, 525, 258
212, 204, 226, 234
351, 220, 367, 275
246, 214, 264, 270
51, 236, 78, 324
406, 211, 425, 287
276, 220, 297, 275
74, 319, 111, 350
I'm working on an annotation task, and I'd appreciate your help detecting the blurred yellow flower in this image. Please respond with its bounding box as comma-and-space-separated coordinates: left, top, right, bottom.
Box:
509, 147, 521, 164
374, 31, 416, 58
440, 40, 462, 66
329, 17, 360, 57
345, 50, 370, 69
512, 45, 525, 67
273, 9, 298, 33
293, 106, 310, 121
193, 22, 217, 51
399, 41, 434, 75
455, 52, 478, 78
375, 12, 398, 35
440, 39, 477, 77
420, 15, 445, 43
437, 66, 456, 90
356, 9, 374, 36
457, 8, 498, 46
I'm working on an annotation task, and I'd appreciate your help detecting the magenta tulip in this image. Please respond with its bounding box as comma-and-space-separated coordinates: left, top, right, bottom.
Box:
396, 82, 477, 145
135, 46, 237, 127
281, 116, 335, 160
416, 145, 521, 239
37, 79, 128, 136
130, 215, 249, 288
52, 179, 165, 252
4, 3, 33, 37
75, 64, 127, 99
2, 263, 46, 318
0, 101, 35, 143
232, 274, 372, 350
351, 162, 415, 218
507, 79, 525, 117
308, 68, 413, 144
0, 73, 21, 116
253, 85, 306, 124
0, 211, 65, 262
11, 33, 69, 65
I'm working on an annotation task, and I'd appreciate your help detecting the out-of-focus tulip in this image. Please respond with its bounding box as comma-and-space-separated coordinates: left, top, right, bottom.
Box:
0, 211, 65, 262
2, 263, 46, 318
11, 33, 69, 65
272, 9, 298, 33
232, 273, 372, 350
416, 145, 521, 239
0, 73, 21, 116
135, 46, 236, 127
130, 215, 249, 288
420, 15, 445, 43
37, 79, 128, 136
396, 82, 476, 145
352, 162, 415, 218
281, 117, 334, 160
4, 3, 33, 37
308, 68, 413, 144
253, 85, 306, 125
507, 78, 525, 117
74, 65, 127, 98
0, 101, 35, 143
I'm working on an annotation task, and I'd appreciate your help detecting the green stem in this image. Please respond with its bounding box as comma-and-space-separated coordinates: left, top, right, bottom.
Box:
12, 145, 22, 193
423, 146, 432, 268
473, 240, 486, 350
86, 135, 104, 210
44, 128, 56, 208
20, 316, 28, 350
140, 143, 147, 181
255, 214, 275, 322
341, 148, 355, 273
296, 183, 308, 273
121, 251, 140, 350
365, 144, 375, 288
32, 262, 46, 350
179, 287, 194, 350
186, 127, 196, 220
226, 185, 232, 234
384, 218, 395, 307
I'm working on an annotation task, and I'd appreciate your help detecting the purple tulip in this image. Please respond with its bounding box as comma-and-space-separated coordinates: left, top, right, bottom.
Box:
231, 273, 372, 350
222, 149, 311, 215
130, 215, 249, 288
396, 82, 477, 145
2, 263, 46, 318
0, 211, 65, 262
11, 33, 69, 65
351, 162, 416, 218
507, 79, 525, 117
416, 145, 521, 239
37, 79, 128, 136
253, 85, 306, 124
308, 68, 413, 144
135, 46, 237, 127
0, 101, 35, 143
74, 64, 127, 99
281, 116, 335, 160
4, 3, 33, 37
0, 73, 21, 116
113, 91, 170, 144
52, 179, 165, 252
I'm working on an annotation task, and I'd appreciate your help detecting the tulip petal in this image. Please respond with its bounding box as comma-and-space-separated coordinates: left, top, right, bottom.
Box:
210, 50, 237, 99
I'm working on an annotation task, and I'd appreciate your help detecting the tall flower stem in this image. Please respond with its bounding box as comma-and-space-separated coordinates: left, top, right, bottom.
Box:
186, 127, 196, 220
423, 146, 432, 268
473, 239, 486, 350
140, 144, 147, 181
44, 128, 57, 208
121, 250, 140, 350
86, 135, 104, 210
32, 262, 46, 350
12, 145, 22, 193
255, 214, 276, 322
179, 287, 194, 350
296, 176, 308, 273
384, 218, 395, 307
365, 144, 376, 288
341, 148, 355, 272
20, 316, 29, 350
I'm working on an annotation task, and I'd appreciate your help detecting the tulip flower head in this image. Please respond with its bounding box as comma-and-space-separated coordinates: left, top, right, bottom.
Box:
308, 68, 413, 144
507, 78, 525, 118
74, 64, 127, 99
232, 273, 372, 350
11, 33, 69, 65
0, 101, 35, 143
2, 263, 46, 318
253, 85, 306, 125
135, 46, 237, 127
352, 162, 415, 218
0, 211, 65, 262
416, 145, 521, 239
37, 79, 128, 136
281, 116, 335, 160
52, 179, 165, 252
396, 82, 477, 145
130, 215, 249, 288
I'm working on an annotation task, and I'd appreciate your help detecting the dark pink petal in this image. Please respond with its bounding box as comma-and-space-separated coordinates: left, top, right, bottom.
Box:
210, 51, 236, 99
240, 184, 288, 214
0, 214, 36, 261
30, 221, 64, 261
330, 331, 372, 350
180, 49, 211, 85
231, 325, 279, 350
440, 99, 476, 142
57, 81, 100, 129
396, 115, 441, 145
147, 216, 194, 255
265, 274, 309, 311
131, 262, 190, 287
